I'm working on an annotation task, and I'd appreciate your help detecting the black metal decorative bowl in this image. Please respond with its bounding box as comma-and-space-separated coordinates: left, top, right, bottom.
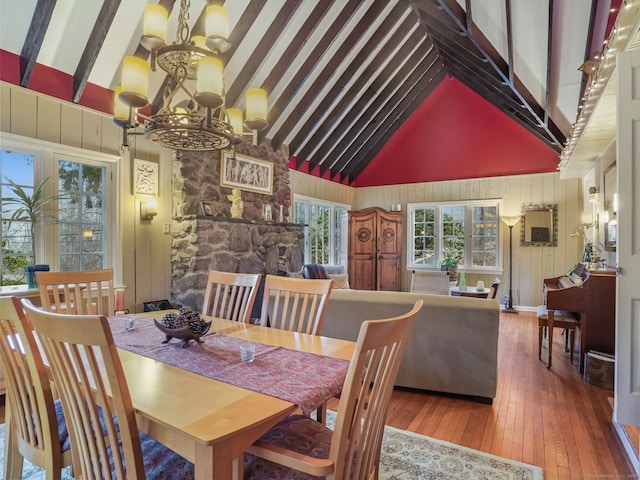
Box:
154, 319, 212, 348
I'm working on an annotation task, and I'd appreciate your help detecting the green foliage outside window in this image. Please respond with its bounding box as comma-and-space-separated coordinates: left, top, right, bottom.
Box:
409, 201, 500, 271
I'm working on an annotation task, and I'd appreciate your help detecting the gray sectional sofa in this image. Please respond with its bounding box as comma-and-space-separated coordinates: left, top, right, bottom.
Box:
320, 289, 500, 403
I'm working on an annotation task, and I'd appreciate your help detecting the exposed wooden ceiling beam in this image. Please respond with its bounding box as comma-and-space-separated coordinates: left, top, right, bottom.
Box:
19, 0, 57, 87
73, 0, 121, 103
505, 0, 514, 85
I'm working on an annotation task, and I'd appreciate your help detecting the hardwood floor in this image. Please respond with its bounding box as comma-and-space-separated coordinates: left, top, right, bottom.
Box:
379, 310, 635, 478
0, 311, 634, 478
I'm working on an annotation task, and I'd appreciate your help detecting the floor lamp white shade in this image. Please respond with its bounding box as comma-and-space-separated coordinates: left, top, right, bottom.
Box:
501, 216, 520, 314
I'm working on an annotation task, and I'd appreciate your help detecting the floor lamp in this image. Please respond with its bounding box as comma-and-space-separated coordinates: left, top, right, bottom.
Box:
501, 215, 521, 314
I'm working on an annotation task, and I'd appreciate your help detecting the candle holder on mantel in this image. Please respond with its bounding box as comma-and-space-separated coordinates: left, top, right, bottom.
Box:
262, 204, 273, 221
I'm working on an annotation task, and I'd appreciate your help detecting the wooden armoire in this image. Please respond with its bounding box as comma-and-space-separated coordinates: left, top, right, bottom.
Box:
347, 207, 402, 291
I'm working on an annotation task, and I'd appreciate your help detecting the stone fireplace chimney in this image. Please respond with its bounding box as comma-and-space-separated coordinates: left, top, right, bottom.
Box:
170, 140, 304, 309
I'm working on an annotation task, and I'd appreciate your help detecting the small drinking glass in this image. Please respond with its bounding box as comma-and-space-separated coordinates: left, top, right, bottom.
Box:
124, 317, 135, 331
240, 344, 255, 362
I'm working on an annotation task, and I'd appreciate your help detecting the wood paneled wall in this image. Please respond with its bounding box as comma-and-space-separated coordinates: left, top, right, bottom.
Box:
291, 170, 583, 307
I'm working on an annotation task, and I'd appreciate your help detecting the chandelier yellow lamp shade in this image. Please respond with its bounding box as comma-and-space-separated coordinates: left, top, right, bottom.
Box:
227, 108, 244, 133
206, 5, 229, 39
245, 88, 269, 130
143, 4, 168, 42
120, 56, 149, 108
501, 215, 521, 227
191, 35, 207, 50
195, 57, 224, 108
113, 86, 130, 122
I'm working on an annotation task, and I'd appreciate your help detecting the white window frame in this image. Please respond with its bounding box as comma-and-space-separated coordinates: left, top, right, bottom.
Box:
293, 194, 350, 266
407, 199, 503, 274
0, 132, 122, 281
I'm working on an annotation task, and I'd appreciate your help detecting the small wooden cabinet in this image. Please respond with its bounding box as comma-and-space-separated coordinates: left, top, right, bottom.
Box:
347, 207, 402, 291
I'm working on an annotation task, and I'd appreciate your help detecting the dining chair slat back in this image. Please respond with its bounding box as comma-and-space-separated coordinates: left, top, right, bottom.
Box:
0, 296, 72, 480
202, 270, 261, 322
487, 280, 501, 299
245, 300, 423, 479
20, 299, 193, 480
36, 268, 115, 316
260, 275, 332, 335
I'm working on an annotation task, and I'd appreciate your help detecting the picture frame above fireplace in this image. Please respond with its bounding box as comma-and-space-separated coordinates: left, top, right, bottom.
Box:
221, 151, 274, 195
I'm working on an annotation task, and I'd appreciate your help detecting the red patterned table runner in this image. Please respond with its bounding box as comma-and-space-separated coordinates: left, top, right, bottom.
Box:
108, 315, 349, 415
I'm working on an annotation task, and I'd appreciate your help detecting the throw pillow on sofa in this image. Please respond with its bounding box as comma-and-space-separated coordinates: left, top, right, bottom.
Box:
327, 273, 350, 289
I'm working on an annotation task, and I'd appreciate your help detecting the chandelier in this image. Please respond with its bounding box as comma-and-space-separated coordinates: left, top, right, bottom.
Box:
113, 1, 268, 151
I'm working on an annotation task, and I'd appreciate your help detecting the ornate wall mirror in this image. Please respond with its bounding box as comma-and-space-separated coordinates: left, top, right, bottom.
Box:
604, 163, 617, 252
521, 204, 558, 247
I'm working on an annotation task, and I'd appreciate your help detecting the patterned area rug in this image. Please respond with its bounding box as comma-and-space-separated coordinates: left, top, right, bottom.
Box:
0, 414, 543, 479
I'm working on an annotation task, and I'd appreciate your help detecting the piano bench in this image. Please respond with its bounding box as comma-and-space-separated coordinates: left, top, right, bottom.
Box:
537, 305, 579, 369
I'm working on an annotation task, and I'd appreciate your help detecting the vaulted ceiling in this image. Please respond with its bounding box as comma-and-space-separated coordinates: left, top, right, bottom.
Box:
0, 0, 619, 186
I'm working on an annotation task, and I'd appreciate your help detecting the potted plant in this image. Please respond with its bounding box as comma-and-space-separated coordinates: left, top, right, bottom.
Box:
1, 177, 64, 288
439, 251, 461, 284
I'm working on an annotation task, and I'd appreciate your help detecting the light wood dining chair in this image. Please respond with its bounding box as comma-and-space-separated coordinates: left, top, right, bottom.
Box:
20, 299, 194, 480
36, 268, 115, 315
244, 299, 423, 479
487, 279, 501, 299
0, 296, 73, 480
410, 270, 450, 294
260, 275, 333, 335
202, 270, 261, 322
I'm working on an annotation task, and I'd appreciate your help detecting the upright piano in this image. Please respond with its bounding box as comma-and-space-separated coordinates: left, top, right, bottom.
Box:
543, 265, 616, 372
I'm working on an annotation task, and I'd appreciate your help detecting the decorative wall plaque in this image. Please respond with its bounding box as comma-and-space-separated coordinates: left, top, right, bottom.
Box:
133, 159, 159, 196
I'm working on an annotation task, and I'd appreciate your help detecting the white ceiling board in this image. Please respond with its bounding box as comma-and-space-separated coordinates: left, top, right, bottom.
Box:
0, 0, 38, 53
37, 0, 102, 73
89, 0, 149, 89
512, 0, 549, 107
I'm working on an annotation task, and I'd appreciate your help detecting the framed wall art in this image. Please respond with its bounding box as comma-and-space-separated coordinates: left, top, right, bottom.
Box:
220, 151, 273, 195
605, 220, 617, 251
133, 159, 159, 196
201, 201, 214, 216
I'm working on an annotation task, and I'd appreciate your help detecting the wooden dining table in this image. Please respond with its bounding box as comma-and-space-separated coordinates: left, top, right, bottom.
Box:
111, 311, 355, 480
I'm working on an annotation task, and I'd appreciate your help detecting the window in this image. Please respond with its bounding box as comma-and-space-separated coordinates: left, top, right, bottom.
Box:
294, 195, 349, 266
1, 150, 36, 285
407, 200, 502, 272
57, 159, 108, 271
0, 134, 119, 286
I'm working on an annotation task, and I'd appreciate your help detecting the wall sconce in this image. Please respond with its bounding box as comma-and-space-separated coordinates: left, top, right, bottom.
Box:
140, 199, 158, 221
613, 193, 618, 214
581, 211, 598, 229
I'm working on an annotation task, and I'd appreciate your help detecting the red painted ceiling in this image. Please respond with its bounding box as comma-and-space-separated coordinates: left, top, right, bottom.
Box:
291, 77, 560, 187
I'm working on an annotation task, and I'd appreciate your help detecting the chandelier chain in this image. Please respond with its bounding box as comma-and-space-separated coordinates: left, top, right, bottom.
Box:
177, 0, 191, 44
